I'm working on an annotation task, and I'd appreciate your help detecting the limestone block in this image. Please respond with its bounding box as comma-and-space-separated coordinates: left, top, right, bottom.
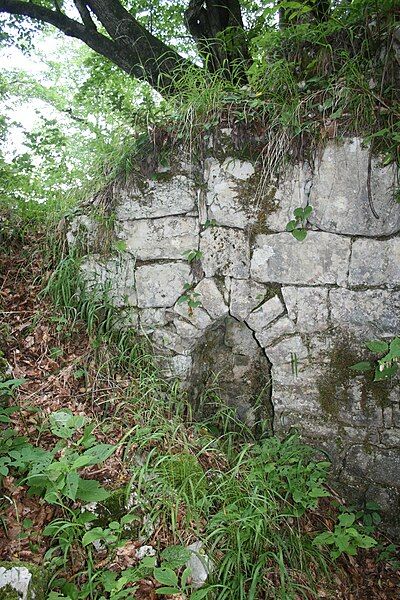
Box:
264, 335, 308, 364
224, 320, 258, 357
330, 288, 400, 338
205, 158, 256, 228
160, 354, 193, 379
193, 278, 228, 320
245, 296, 285, 332
152, 328, 195, 355
119, 217, 199, 260
136, 263, 191, 308
282, 286, 330, 332
67, 214, 98, 249
200, 227, 250, 278
221, 158, 255, 180
255, 316, 297, 347
0, 562, 47, 600
265, 164, 311, 232
251, 232, 351, 286
349, 237, 400, 286
115, 174, 196, 220
174, 301, 213, 331
81, 256, 137, 307
139, 308, 169, 332
309, 138, 399, 236
230, 279, 268, 321
174, 317, 205, 341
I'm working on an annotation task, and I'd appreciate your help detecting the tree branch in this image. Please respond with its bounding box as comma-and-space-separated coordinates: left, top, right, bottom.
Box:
0, 0, 192, 93
73, 0, 96, 31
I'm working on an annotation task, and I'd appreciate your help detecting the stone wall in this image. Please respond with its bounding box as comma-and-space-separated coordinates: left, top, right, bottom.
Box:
68, 137, 400, 528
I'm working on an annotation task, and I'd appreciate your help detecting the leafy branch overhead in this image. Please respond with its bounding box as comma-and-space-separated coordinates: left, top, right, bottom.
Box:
0, 0, 336, 94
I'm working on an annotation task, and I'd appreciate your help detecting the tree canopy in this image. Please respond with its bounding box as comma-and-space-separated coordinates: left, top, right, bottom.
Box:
0, 1, 338, 94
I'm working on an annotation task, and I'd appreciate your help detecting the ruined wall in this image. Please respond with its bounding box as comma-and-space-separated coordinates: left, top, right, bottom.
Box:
68, 137, 400, 527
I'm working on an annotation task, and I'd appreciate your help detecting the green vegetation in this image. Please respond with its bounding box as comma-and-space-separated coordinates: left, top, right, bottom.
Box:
1, 220, 394, 598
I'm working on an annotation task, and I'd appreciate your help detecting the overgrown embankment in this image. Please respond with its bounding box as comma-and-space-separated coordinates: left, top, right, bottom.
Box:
0, 221, 399, 598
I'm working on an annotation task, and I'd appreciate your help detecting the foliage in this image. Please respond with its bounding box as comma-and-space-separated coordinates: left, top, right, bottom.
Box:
285, 205, 313, 241
350, 337, 400, 381
177, 283, 202, 315
313, 511, 377, 559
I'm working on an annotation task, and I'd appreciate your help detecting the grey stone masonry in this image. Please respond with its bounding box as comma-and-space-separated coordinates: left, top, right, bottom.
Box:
71, 137, 400, 533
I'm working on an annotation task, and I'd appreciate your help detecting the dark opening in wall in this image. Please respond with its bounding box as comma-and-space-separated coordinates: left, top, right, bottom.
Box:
190, 315, 273, 434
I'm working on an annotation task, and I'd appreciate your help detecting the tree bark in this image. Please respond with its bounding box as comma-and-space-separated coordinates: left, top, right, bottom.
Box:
185, 0, 249, 81
0, 0, 191, 94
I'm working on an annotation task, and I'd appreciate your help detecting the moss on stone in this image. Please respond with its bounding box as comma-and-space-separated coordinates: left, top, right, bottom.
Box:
317, 337, 393, 419
0, 561, 47, 600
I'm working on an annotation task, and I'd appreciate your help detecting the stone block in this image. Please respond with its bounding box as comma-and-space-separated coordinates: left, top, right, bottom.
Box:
330, 288, 400, 338
139, 308, 169, 332
251, 232, 351, 286
136, 263, 191, 308
230, 279, 268, 321
349, 237, 400, 286
0, 562, 47, 600
119, 217, 199, 260
115, 174, 196, 220
81, 256, 137, 307
282, 286, 330, 332
255, 316, 297, 347
193, 278, 228, 320
245, 296, 285, 332
263, 334, 308, 364
224, 320, 258, 356
309, 138, 399, 236
265, 164, 311, 232
200, 227, 250, 278
174, 302, 213, 331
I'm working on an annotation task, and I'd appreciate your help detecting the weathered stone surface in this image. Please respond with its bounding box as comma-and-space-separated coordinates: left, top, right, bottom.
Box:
205, 158, 257, 229
119, 217, 199, 260
282, 286, 330, 332
152, 327, 195, 355
349, 237, 400, 286
264, 335, 308, 364
174, 302, 213, 331
255, 316, 297, 347
81, 256, 137, 307
245, 296, 285, 332
309, 138, 399, 236
265, 164, 311, 232
135, 263, 191, 308
160, 354, 193, 379
193, 278, 228, 320
0, 562, 47, 600
330, 288, 400, 338
251, 232, 351, 286
224, 319, 258, 357
186, 541, 213, 590
139, 308, 169, 332
200, 227, 250, 278
229, 279, 268, 321
67, 214, 98, 249
115, 174, 196, 220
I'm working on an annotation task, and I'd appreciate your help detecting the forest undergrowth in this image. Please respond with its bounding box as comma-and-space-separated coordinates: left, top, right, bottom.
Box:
0, 216, 399, 599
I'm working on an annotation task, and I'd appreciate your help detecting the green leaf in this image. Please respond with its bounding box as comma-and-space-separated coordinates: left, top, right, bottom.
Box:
291, 228, 307, 241
161, 545, 191, 569
72, 444, 116, 469
365, 340, 389, 354
49, 411, 86, 439
82, 527, 105, 547
285, 220, 297, 232
76, 478, 110, 502
303, 205, 313, 218
293, 207, 304, 219
155, 587, 181, 595
349, 361, 372, 372
153, 567, 178, 587
338, 513, 355, 527
374, 363, 398, 381
64, 471, 80, 501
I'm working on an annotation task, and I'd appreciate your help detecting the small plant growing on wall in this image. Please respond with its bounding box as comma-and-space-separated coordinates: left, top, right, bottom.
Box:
350, 337, 400, 381
182, 249, 203, 263
286, 206, 313, 241
178, 283, 201, 316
